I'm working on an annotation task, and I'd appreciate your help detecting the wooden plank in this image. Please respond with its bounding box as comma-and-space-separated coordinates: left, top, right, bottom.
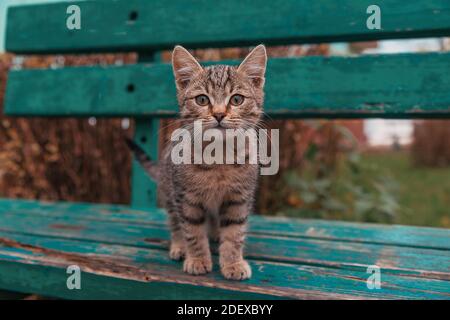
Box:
0, 211, 449, 281
0, 232, 449, 299
5, 53, 450, 119
0, 234, 275, 300
130, 52, 161, 208
131, 118, 159, 207
6, 0, 450, 54
1, 199, 449, 251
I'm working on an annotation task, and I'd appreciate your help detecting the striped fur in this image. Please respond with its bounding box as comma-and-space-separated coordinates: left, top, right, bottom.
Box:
128, 45, 267, 280
125, 138, 159, 181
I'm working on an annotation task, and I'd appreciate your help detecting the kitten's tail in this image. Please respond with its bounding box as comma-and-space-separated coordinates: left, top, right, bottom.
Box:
125, 138, 159, 182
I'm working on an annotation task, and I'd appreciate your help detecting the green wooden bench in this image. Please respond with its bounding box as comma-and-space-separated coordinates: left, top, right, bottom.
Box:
1, 0, 450, 299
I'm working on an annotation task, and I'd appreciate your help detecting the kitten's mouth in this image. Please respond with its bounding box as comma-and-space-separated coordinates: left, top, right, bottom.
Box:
211, 122, 230, 129
200, 120, 241, 130
217, 123, 228, 129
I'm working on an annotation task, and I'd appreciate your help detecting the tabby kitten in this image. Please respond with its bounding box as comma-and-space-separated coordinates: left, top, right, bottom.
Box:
127, 45, 267, 280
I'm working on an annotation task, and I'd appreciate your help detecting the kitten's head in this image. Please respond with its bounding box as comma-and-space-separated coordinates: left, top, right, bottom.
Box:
172, 45, 267, 130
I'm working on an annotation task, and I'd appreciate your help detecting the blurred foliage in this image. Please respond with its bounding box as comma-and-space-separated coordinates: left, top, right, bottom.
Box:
412, 120, 450, 167
362, 151, 450, 228
264, 122, 400, 224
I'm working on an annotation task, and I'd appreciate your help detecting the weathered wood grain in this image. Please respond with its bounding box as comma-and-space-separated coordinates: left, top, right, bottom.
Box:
0, 211, 449, 281
6, 0, 450, 53
0, 199, 448, 299
2, 199, 448, 250
6, 53, 450, 119
0, 232, 449, 299
0, 236, 277, 300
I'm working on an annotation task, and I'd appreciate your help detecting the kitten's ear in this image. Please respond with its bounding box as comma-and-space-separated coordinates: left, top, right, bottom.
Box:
237, 44, 267, 88
172, 46, 203, 90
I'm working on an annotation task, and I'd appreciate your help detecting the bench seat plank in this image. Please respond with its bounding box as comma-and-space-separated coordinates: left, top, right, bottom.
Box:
6, 0, 450, 54
6, 53, 450, 119
1, 199, 449, 251
0, 199, 448, 299
1, 231, 449, 300
0, 211, 449, 280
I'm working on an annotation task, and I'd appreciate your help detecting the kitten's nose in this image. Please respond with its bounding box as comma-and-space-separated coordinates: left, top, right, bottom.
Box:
213, 113, 225, 123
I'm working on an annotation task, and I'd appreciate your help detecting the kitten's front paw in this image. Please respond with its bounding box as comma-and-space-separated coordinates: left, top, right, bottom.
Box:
221, 260, 252, 280
183, 257, 212, 275
169, 243, 185, 261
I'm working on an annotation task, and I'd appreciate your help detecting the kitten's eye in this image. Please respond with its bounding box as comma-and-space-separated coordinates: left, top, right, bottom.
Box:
195, 95, 210, 106
230, 94, 244, 106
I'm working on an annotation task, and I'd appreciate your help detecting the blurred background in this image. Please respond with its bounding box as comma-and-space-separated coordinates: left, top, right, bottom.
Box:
0, 1, 449, 228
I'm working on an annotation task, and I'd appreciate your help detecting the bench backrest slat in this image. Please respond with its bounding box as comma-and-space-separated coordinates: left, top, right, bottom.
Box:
5, 53, 450, 119
6, 0, 450, 54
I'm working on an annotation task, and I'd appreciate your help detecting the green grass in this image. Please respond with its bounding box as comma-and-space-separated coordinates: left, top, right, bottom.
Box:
360, 151, 450, 228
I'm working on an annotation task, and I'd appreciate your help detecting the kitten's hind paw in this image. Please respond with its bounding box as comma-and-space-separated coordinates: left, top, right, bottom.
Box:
183, 257, 212, 275
221, 260, 252, 280
169, 244, 185, 261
